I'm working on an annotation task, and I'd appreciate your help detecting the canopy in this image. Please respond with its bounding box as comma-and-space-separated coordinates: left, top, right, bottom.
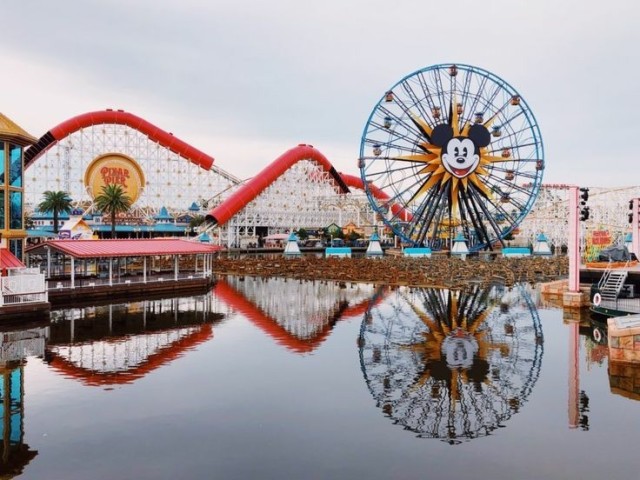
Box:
598, 245, 631, 262
0, 248, 26, 269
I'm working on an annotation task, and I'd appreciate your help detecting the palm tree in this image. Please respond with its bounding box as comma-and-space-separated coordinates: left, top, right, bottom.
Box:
94, 184, 132, 238
37, 191, 72, 233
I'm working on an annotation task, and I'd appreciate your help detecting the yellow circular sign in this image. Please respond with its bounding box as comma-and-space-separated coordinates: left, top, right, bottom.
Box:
84, 153, 145, 204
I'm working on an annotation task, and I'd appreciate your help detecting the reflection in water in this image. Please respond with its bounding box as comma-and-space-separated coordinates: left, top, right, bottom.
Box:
46, 295, 224, 386
215, 276, 379, 354
359, 284, 543, 443
587, 313, 640, 403
0, 324, 49, 477
609, 362, 640, 401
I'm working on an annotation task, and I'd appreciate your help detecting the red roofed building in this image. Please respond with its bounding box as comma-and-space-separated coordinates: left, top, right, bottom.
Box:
25, 239, 222, 307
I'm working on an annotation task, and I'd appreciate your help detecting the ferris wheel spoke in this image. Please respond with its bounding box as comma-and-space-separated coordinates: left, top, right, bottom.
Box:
400, 77, 435, 123
495, 108, 527, 133
415, 187, 448, 245
469, 187, 507, 248
486, 172, 534, 197
431, 69, 449, 119
414, 72, 442, 119
460, 189, 489, 246
464, 76, 489, 126
377, 104, 424, 139
461, 189, 492, 248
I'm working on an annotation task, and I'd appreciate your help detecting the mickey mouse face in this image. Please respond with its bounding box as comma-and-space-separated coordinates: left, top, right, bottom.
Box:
441, 137, 479, 179
430, 123, 491, 180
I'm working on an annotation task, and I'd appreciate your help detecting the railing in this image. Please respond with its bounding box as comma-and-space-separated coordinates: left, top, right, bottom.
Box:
7, 267, 41, 276
0, 271, 48, 307
47, 271, 210, 290
596, 263, 612, 290
1, 292, 48, 306
599, 296, 640, 315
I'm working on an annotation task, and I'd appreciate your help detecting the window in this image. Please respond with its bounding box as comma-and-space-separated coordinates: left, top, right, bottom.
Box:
9, 190, 22, 229
9, 238, 23, 261
9, 144, 22, 187
0, 142, 5, 186
0, 188, 4, 229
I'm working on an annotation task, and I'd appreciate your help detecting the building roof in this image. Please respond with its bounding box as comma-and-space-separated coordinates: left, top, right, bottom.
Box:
26, 238, 222, 259
26, 229, 57, 238
0, 248, 26, 269
154, 206, 173, 220
32, 210, 71, 220
0, 112, 37, 145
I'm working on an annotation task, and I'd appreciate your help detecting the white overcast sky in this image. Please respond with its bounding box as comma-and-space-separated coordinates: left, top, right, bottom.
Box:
1, 0, 638, 186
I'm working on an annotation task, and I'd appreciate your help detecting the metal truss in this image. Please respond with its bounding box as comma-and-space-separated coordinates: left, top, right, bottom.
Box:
24, 123, 386, 241
24, 123, 241, 219
518, 184, 640, 248
214, 160, 379, 247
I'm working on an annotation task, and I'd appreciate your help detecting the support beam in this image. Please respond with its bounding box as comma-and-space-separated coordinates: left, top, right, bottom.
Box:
174, 255, 178, 281
633, 198, 639, 257
568, 186, 580, 293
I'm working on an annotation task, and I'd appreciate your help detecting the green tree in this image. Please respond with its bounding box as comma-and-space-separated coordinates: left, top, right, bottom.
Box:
348, 231, 362, 242
37, 190, 72, 233
296, 228, 309, 240
94, 184, 132, 238
189, 214, 206, 231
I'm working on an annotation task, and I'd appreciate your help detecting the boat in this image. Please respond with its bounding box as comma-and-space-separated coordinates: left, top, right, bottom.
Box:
589, 264, 640, 317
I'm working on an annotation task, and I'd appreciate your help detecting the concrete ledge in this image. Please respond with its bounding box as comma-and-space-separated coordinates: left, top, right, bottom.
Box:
563, 291, 586, 309
403, 247, 432, 258
325, 247, 352, 258
502, 247, 531, 257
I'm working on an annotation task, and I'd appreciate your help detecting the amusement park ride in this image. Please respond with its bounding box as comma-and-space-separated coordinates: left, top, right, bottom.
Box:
358, 63, 545, 251
18, 63, 636, 253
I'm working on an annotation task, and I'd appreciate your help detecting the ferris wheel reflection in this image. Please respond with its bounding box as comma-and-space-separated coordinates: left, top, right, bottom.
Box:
358, 283, 544, 443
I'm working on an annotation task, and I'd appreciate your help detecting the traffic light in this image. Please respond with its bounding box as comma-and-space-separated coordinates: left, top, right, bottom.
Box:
580, 206, 590, 221
629, 198, 640, 224
579, 188, 589, 203
579, 187, 590, 221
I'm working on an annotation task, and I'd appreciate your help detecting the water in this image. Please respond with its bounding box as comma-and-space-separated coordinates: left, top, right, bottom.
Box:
2, 276, 639, 479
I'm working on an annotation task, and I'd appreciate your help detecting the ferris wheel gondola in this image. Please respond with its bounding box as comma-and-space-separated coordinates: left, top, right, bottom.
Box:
359, 63, 544, 251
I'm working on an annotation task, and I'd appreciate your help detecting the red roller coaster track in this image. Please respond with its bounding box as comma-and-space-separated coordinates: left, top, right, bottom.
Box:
26, 110, 409, 227
205, 144, 349, 226
24, 109, 214, 170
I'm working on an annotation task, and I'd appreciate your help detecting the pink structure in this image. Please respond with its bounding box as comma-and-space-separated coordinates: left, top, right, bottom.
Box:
632, 198, 639, 257
568, 186, 580, 293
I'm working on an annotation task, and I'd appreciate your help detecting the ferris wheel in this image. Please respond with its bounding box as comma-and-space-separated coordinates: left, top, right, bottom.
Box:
358, 284, 543, 442
358, 63, 544, 251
